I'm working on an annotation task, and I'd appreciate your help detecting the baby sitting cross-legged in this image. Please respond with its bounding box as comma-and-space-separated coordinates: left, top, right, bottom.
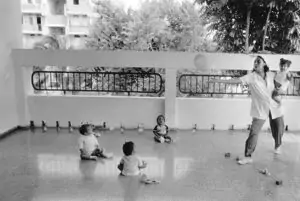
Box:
78, 122, 113, 160
153, 115, 173, 143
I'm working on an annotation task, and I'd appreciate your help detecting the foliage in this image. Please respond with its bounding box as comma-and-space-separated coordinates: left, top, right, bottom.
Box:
87, 0, 214, 52
196, 0, 300, 53
84, 0, 216, 96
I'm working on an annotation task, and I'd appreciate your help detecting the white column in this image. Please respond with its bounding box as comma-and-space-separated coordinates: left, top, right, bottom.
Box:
0, 0, 24, 131
165, 69, 177, 129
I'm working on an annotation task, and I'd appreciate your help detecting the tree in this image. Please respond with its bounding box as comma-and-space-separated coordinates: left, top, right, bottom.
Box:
88, 0, 212, 52
33, 35, 103, 94
262, 0, 275, 51
32, 35, 68, 92
196, 0, 300, 53
86, 0, 214, 96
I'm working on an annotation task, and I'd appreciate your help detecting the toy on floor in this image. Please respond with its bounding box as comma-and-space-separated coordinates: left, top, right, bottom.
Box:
118, 141, 160, 184
192, 124, 197, 133
120, 124, 125, 134
78, 121, 113, 160
225, 153, 283, 186
138, 124, 144, 133
153, 115, 173, 143
42, 121, 47, 132
56, 121, 60, 131
224, 152, 231, 158
30, 121, 35, 130
68, 121, 73, 133
140, 174, 160, 184
223, 152, 240, 161
257, 167, 283, 186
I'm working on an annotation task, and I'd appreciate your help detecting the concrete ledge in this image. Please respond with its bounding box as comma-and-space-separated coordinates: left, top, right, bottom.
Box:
0, 126, 28, 141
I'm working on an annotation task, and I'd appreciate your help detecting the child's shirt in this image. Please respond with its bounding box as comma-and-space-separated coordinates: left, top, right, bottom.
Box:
274, 71, 290, 92
153, 124, 169, 135
119, 155, 143, 176
78, 134, 99, 155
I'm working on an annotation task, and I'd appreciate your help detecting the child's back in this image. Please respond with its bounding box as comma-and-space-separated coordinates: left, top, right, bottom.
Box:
118, 141, 160, 184
120, 154, 143, 176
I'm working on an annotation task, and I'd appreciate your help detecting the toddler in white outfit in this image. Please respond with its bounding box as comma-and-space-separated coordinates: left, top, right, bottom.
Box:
272, 58, 292, 104
78, 122, 113, 160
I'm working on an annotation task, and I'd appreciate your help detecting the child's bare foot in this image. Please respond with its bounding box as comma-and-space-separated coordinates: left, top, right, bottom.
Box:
102, 152, 114, 159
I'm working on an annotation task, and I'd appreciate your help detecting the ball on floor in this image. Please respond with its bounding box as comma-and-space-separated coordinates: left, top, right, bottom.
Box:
224, 153, 231, 158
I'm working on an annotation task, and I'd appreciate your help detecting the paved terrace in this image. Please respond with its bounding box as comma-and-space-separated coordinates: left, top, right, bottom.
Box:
0, 129, 300, 201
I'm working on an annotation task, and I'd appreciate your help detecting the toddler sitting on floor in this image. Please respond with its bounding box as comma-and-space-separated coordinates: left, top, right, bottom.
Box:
118, 141, 160, 184
78, 122, 113, 160
153, 115, 173, 143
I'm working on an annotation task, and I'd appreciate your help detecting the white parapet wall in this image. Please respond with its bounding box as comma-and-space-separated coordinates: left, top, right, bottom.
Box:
27, 95, 164, 129
11, 49, 300, 131
176, 97, 300, 131
27, 95, 300, 131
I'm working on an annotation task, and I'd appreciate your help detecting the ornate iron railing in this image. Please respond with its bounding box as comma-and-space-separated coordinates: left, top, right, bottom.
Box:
178, 74, 300, 96
32, 71, 163, 94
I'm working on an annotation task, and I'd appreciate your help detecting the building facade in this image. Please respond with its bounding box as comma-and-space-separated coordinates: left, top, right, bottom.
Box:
21, 0, 98, 49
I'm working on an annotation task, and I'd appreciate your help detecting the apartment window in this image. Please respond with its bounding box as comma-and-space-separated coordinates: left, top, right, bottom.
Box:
73, 0, 79, 5
29, 16, 33, 25
74, 35, 81, 38
37, 16, 41, 25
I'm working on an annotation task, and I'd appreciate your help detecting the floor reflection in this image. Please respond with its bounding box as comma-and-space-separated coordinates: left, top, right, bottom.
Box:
173, 157, 195, 180
1, 130, 300, 201
37, 154, 166, 179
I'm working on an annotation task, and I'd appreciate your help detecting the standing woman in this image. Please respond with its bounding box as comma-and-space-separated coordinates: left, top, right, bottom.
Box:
209, 56, 282, 165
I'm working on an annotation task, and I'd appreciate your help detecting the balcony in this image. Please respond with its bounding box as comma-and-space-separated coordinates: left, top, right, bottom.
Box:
2, 49, 300, 201
22, 24, 43, 35
44, 15, 67, 27
64, 3, 92, 16
66, 25, 89, 35
10, 49, 300, 130
21, 3, 42, 14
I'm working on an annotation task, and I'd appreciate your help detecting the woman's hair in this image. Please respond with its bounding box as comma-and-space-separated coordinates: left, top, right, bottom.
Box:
253, 55, 269, 73
156, 115, 165, 125
123, 141, 134, 156
280, 58, 292, 67
79, 124, 89, 135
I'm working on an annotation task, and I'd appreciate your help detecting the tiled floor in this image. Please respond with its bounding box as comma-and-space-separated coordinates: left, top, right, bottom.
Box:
0, 128, 300, 201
